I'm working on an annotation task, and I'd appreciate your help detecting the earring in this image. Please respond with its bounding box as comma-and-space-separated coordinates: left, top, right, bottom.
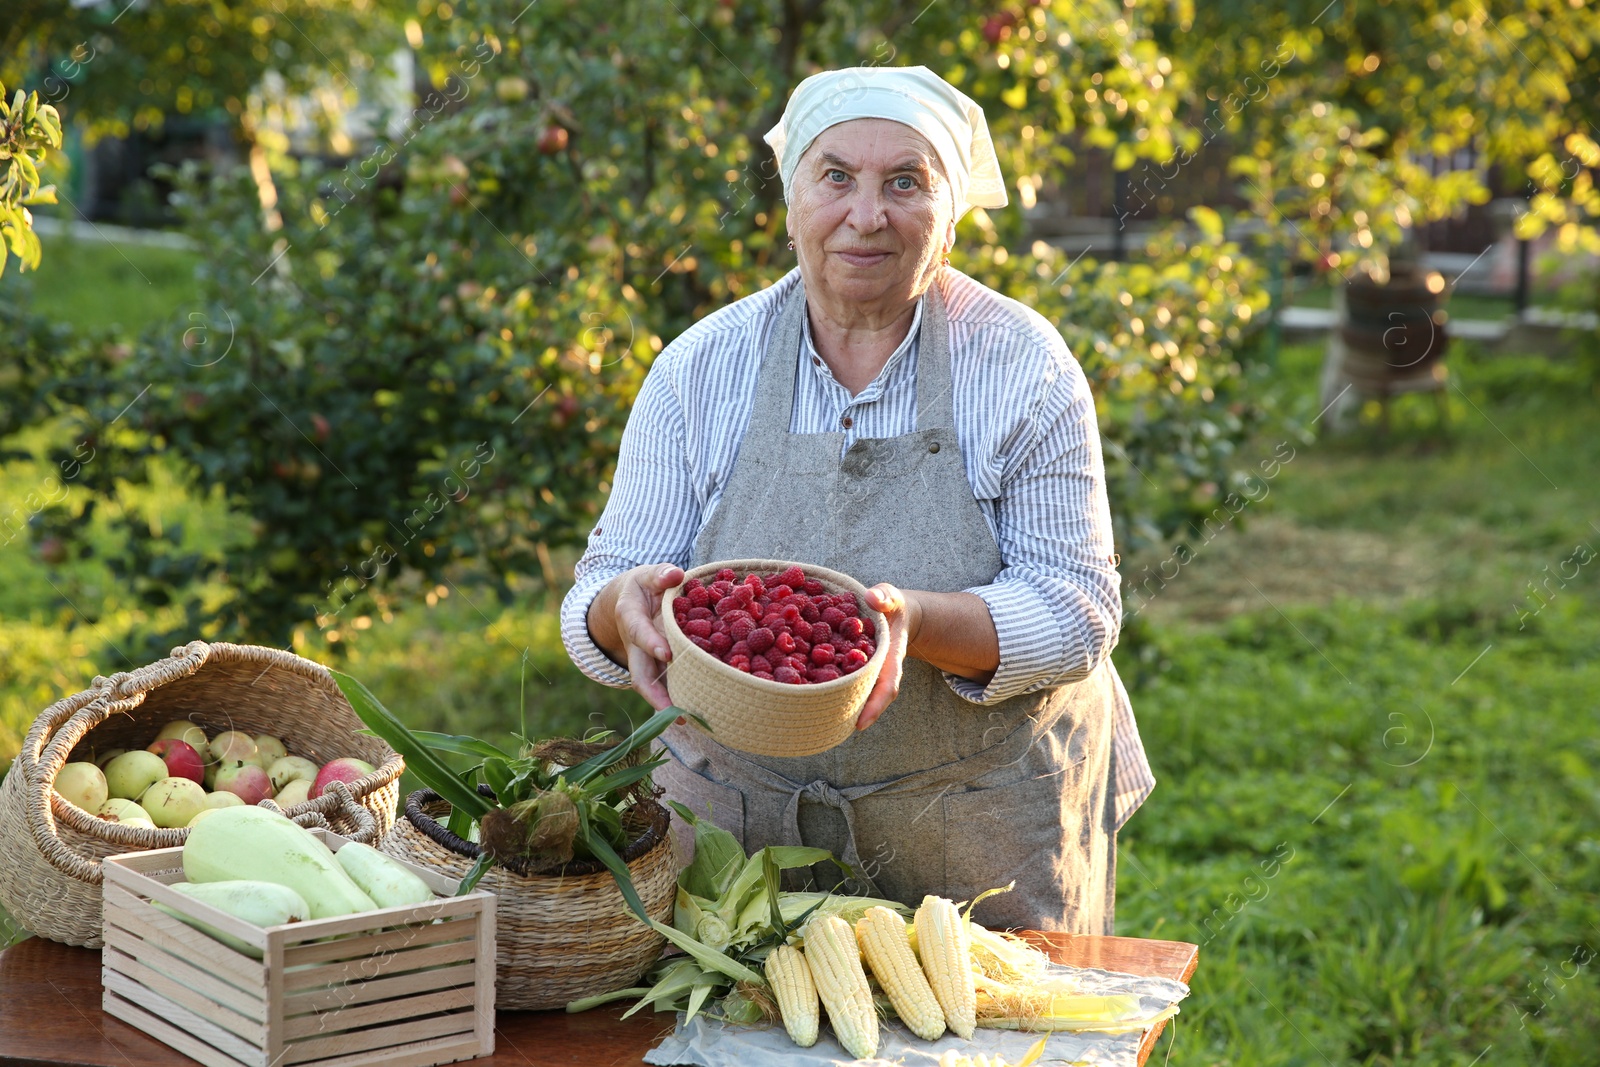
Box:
787, 239, 795, 251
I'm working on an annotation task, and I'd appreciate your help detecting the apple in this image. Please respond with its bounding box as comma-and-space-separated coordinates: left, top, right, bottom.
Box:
254, 734, 289, 768
55, 762, 109, 812
147, 739, 205, 784
537, 124, 569, 155
93, 748, 127, 769
104, 751, 169, 801
267, 755, 320, 792
204, 762, 220, 789
154, 720, 209, 755
143, 777, 207, 828
209, 731, 259, 769
203, 791, 245, 809
273, 779, 313, 809
495, 76, 529, 103
310, 757, 375, 800
215, 763, 274, 805
97, 798, 152, 824
187, 807, 221, 827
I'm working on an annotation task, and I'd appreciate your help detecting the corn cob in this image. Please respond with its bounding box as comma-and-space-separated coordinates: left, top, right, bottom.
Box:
937, 1035, 1048, 1067
763, 944, 819, 1048
915, 894, 977, 1039
856, 906, 946, 1041
803, 915, 879, 1060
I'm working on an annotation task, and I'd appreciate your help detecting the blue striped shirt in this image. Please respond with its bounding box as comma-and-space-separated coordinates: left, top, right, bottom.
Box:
559, 266, 1154, 828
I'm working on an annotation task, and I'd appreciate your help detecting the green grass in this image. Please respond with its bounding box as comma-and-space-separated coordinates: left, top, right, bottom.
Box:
1285, 277, 1522, 322
2, 306, 1597, 1061
0, 233, 200, 335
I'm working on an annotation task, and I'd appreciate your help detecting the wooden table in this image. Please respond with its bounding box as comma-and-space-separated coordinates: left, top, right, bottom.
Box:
0, 933, 1196, 1067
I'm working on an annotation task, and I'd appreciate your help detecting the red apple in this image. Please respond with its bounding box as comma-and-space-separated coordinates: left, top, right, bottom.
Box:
310, 758, 376, 800
147, 739, 205, 784
214, 763, 274, 805
537, 124, 568, 155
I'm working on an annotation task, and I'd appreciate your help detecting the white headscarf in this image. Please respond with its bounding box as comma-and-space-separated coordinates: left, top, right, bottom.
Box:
763, 65, 1008, 221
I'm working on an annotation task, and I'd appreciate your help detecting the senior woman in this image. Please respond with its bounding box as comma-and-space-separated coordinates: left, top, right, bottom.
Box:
560, 65, 1152, 934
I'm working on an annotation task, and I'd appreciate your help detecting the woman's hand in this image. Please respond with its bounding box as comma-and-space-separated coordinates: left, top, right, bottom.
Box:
587, 563, 685, 710
857, 583, 922, 730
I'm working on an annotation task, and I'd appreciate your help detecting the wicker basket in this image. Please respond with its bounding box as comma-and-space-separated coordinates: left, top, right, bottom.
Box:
0, 641, 402, 947
380, 788, 676, 1011
661, 558, 890, 758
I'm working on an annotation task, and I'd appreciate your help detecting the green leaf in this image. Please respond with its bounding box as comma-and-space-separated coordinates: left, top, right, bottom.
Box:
331, 669, 493, 821
482, 757, 515, 799
456, 852, 493, 895
407, 731, 515, 759
646, 917, 766, 985
578, 803, 649, 921
565, 705, 688, 786
585, 757, 666, 798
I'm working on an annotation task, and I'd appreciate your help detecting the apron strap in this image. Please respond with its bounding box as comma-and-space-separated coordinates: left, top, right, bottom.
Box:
781, 779, 881, 897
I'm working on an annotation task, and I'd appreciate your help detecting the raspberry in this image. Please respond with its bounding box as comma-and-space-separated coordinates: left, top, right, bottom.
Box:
807, 665, 842, 683
768, 584, 795, 601
744, 575, 766, 598
688, 586, 713, 609
683, 577, 703, 592
792, 619, 813, 642
859, 617, 876, 639
800, 602, 821, 623
715, 568, 737, 583
810, 644, 836, 667
840, 616, 865, 640
775, 566, 807, 590
690, 635, 713, 653
782, 603, 803, 624
688, 605, 713, 622
802, 579, 825, 595
729, 654, 751, 672
710, 580, 734, 598
785, 654, 811, 673
772, 665, 804, 684
750, 654, 773, 674
730, 639, 751, 659
857, 638, 876, 656
773, 630, 797, 654
842, 648, 869, 671
708, 632, 732, 656
747, 627, 776, 654
730, 617, 755, 643
810, 621, 833, 645
673, 597, 689, 616
684, 618, 713, 640
734, 583, 756, 603
753, 670, 775, 681
821, 606, 846, 629
715, 596, 744, 617
793, 638, 810, 656
760, 612, 785, 630
839, 598, 859, 617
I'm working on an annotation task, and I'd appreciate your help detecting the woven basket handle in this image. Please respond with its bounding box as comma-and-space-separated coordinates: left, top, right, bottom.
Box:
261, 781, 380, 843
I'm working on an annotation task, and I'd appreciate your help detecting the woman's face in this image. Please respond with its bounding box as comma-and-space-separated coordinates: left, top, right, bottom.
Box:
786, 119, 955, 314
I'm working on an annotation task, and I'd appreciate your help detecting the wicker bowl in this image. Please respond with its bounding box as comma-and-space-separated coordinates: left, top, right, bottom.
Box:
660, 558, 890, 759
380, 788, 676, 1011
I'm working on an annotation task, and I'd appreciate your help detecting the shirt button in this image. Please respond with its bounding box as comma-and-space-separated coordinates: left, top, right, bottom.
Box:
840, 414, 853, 429
812, 357, 821, 366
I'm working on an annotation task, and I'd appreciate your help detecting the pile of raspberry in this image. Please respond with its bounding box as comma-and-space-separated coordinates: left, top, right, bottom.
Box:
672, 565, 877, 684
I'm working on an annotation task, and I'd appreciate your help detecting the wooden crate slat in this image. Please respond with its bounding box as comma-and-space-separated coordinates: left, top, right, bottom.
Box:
281, 960, 475, 1015
103, 948, 268, 1042
281, 939, 479, 993
104, 850, 187, 881
103, 885, 267, 992
281, 985, 475, 1041
107, 862, 270, 951
471, 904, 495, 1056
278, 1011, 477, 1066
104, 969, 266, 1067
275, 1033, 487, 1067
283, 915, 476, 967
104, 990, 258, 1067
101, 935, 268, 1023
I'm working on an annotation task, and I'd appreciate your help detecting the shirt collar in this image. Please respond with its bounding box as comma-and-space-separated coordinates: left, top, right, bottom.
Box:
800, 293, 924, 396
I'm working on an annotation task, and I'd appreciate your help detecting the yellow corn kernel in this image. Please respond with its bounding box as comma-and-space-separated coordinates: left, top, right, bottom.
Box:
856, 906, 946, 1041
803, 914, 879, 1060
915, 894, 977, 1039
764, 943, 819, 1048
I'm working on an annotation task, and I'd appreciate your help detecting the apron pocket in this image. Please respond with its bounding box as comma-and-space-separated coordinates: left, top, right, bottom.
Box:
656, 755, 749, 866
940, 757, 1093, 933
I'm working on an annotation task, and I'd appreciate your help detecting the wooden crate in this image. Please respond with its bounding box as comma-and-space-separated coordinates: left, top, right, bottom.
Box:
101, 829, 495, 1067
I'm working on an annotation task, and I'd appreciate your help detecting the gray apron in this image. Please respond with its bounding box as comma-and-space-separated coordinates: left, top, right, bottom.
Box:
657, 271, 1118, 934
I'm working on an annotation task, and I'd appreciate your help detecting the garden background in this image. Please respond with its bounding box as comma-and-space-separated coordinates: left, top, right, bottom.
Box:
3, 1, 1598, 1063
